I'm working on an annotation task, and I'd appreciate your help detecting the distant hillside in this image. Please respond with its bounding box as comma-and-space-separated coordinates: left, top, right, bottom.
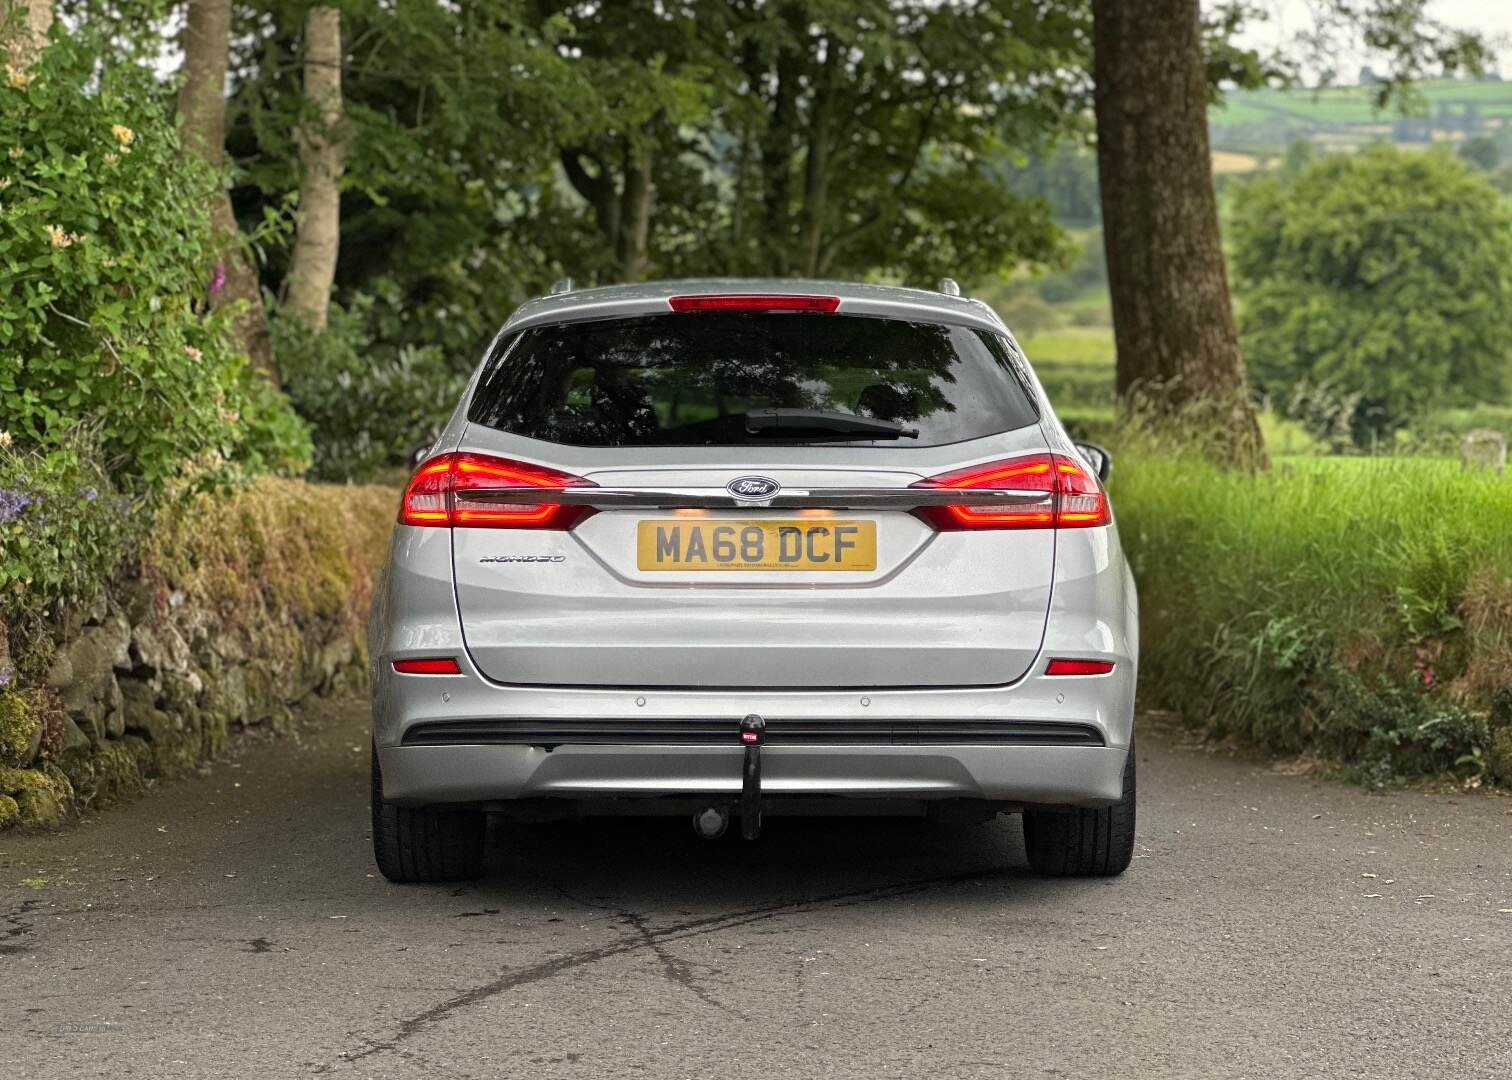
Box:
1210, 78, 1512, 156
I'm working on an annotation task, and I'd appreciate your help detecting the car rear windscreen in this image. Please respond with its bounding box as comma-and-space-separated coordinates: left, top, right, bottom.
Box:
466, 311, 1039, 448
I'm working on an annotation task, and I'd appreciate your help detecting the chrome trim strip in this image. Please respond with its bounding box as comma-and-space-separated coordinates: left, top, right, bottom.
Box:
453, 487, 1051, 510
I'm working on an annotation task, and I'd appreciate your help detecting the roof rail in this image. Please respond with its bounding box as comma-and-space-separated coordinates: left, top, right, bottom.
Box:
549, 277, 575, 296
936, 277, 961, 297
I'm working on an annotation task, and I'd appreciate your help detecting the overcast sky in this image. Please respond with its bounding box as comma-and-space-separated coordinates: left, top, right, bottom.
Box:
1226, 0, 1512, 76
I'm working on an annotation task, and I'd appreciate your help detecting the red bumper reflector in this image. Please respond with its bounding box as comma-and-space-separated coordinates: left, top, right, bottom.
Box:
1045, 659, 1116, 677
668, 293, 840, 313
392, 658, 463, 675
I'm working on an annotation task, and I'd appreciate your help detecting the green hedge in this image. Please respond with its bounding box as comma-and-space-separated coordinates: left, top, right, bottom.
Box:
1113, 452, 1512, 787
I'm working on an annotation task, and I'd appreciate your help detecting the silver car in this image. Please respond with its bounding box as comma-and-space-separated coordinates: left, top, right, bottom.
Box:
368, 279, 1138, 882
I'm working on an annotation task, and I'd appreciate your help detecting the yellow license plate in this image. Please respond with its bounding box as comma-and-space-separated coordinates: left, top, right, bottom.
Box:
636, 519, 877, 571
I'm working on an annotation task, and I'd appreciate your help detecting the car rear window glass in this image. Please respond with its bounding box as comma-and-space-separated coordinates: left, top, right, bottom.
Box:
466, 312, 1039, 448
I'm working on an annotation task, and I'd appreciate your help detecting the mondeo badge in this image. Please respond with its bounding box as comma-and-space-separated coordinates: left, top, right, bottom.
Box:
726, 475, 781, 501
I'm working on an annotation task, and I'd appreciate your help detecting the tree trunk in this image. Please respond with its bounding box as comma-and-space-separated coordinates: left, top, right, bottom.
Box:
799, 39, 836, 278
615, 144, 653, 283
758, 26, 802, 276
1092, 0, 1265, 468
284, 5, 347, 330
2, 0, 52, 75
561, 148, 620, 246
179, 0, 277, 384
562, 140, 652, 283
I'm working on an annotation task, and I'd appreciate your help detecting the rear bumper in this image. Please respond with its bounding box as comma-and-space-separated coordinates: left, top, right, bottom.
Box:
377, 742, 1129, 808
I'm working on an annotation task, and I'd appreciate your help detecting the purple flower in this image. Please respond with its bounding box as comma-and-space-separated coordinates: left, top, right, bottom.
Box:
210, 263, 226, 295
84, 487, 97, 502
0, 488, 31, 523
0, 665, 12, 688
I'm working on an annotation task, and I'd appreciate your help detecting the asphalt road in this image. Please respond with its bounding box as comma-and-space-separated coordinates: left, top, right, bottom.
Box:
2, 701, 1510, 1080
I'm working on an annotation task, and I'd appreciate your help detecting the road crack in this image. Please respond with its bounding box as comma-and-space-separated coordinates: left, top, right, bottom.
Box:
312, 864, 1011, 1073
621, 909, 735, 1016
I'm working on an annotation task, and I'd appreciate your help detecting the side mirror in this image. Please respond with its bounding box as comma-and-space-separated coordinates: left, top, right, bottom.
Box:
1073, 442, 1112, 483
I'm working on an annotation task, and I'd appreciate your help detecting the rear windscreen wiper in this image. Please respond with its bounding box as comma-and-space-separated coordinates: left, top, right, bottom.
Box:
743, 408, 919, 440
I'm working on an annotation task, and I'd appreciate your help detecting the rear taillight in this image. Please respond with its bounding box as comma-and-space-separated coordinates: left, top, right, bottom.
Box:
399, 452, 597, 530
668, 294, 840, 313
910, 452, 1110, 531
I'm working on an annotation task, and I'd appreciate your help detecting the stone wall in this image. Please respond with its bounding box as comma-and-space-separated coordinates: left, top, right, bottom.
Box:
0, 478, 395, 829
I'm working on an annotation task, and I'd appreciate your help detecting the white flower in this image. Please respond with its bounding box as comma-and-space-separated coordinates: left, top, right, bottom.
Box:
0, 431, 12, 449
182, 345, 203, 361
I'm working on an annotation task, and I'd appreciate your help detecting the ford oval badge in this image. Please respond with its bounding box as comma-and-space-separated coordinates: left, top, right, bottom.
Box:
726, 475, 781, 501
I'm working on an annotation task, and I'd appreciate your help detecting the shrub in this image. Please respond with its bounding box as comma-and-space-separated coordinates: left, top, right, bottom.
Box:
0, 439, 133, 648
1230, 145, 1512, 445
0, 31, 309, 493
275, 295, 466, 482
1112, 449, 1512, 785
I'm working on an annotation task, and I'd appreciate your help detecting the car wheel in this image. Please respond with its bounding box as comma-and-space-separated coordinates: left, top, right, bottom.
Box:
370, 746, 486, 882
1022, 743, 1136, 877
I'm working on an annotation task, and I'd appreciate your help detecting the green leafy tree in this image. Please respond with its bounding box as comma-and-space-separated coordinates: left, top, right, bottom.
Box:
228, 0, 595, 356
704, 0, 1087, 284
1231, 145, 1512, 444
528, 0, 1087, 286
1458, 136, 1500, 172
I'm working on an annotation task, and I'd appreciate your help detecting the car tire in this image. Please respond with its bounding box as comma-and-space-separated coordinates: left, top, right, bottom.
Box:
1021, 744, 1136, 877
370, 746, 486, 883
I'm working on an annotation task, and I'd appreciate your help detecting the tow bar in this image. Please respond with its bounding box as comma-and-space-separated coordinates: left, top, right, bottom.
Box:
739, 714, 765, 841
690, 714, 767, 841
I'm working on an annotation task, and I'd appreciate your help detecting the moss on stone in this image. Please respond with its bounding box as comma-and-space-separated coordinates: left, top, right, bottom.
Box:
1490, 726, 1512, 785
59, 740, 147, 808
201, 704, 229, 757
1, 480, 395, 830
0, 689, 39, 766
0, 764, 74, 828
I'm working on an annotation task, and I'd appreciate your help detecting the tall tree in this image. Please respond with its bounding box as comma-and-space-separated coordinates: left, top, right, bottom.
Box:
1, 0, 51, 75
1092, 0, 1265, 468
179, 0, 277, 383
727, 0, 1089, 284
550, 0, 723, 283
284, 5, 346, 328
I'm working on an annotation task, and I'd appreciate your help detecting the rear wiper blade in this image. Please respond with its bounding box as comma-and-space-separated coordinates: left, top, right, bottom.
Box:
742, 408, 919, 440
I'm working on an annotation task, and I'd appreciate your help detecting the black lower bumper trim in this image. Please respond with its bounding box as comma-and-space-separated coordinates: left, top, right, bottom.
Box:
399, 718, 1104, 748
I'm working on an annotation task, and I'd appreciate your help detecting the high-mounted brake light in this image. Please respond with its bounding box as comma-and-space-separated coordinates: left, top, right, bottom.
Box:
1045, 659, 1116, 677
399, 452, 597, 530
392, 657, 463, 675
668, 294, 841, 313
910, 452, 1110, 531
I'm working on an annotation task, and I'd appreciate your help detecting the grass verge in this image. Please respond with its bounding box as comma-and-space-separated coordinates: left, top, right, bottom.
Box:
1112, 451, 1512, 787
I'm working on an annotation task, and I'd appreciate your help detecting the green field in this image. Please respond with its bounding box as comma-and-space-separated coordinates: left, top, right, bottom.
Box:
1209, 78, 1512, 154
1214, 79, 1512, 124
